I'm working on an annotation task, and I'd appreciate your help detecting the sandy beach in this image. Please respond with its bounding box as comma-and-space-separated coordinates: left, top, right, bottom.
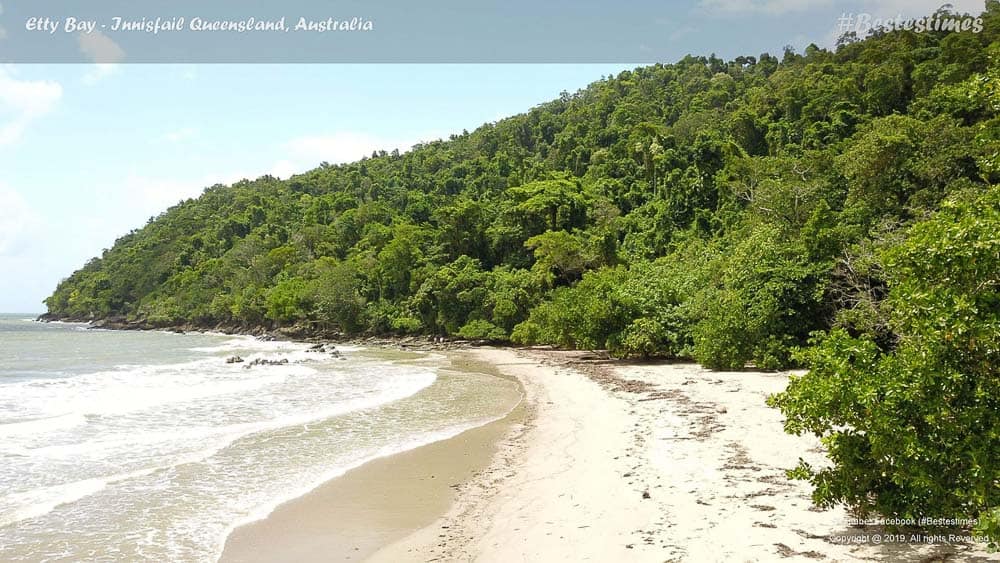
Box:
223, 347, 997, 562
373, 348, 996, 562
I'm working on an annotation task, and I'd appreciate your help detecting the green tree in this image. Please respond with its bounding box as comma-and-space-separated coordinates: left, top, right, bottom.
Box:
509, 176, 588, 232
414, 256, 488, 334
309, 259, 365, 333
769, 186, 1000, 543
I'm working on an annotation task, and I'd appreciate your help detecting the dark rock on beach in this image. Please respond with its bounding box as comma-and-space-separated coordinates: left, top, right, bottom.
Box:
242, 358, 290, 369
305, 342, 343, 358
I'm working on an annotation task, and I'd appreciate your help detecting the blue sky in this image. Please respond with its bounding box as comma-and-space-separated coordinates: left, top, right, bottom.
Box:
0, 0, 987, 312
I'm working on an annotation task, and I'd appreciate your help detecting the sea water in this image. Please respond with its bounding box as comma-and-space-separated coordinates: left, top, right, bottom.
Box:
0, 314, 520, 561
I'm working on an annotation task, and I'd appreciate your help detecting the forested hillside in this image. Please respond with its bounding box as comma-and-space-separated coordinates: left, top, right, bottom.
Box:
47, 6, 998, 367
44, 3, 1000, 541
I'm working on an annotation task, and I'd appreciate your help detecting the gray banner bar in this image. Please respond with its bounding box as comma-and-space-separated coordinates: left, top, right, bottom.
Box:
1, 0, 673, 63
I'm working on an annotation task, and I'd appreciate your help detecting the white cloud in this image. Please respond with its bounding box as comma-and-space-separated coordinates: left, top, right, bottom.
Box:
163, 127, 198, 143
122, 172, 252, 218
119, 167, 292, 221
0, 184, 41, 257
82, 63, 118, 85
0, 67, 63, 146
670, 25, 700, 42
115, 130, 445, 226
77, 31, 124, 84
281, 130, 444, 173
269, 159, 301, 179
123, 175, 203, 218
177, 65, 198, 81
77, 30, 125, 63
859, 0, 986, 18
699, 0, 832, 15
285, 132, 409, 165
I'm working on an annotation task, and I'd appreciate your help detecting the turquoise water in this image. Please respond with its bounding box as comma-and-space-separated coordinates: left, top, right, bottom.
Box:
0, 315, 519, 561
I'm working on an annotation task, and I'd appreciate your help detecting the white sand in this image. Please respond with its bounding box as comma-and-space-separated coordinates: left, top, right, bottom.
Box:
369, 348, 996, 562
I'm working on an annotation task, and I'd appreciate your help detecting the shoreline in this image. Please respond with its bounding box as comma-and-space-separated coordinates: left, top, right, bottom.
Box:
218, 350, 528, 563
29, 319, 995, 560
32, 313, 480, 350
34, 315, 492, 355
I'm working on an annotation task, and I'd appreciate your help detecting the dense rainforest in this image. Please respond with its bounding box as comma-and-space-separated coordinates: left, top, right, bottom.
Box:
45, 4, 1000, 542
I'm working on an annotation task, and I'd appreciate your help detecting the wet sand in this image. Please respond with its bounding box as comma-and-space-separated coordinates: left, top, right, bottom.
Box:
218, 352, 525, 562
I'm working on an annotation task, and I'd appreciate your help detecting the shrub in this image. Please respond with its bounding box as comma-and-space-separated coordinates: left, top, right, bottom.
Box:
768, 186, 1000, 544
613, 318, 671, 359
692, 223, 829, 370
457, 319, 507, 341
390, 315, 423, 334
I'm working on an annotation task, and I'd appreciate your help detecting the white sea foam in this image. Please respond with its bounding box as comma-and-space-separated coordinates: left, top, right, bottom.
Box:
0, 478, 111, 528
28, 367, 436, 460
188, 335, 307, 353
1, 358, 304, 423
0, 463, 165, 529
0, 319, 518, 562
71, 369, 294, 418
0, 370, 443, 545
0, 414, 87, 438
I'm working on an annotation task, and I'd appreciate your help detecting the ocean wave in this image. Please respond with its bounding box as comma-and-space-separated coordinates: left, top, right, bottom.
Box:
0, 325, 507, 562
188, 335, 312, 354
0, 464, 171, 529
1, 365, 442, 539
75, 370, 295, 418
0, 414, 88, 438
24, 367, 435, 464
2, 359, 305, 424
0, 478, 109, 528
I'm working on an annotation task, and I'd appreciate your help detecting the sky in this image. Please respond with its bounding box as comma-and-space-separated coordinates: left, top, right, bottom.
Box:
0, 0, 988, 313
